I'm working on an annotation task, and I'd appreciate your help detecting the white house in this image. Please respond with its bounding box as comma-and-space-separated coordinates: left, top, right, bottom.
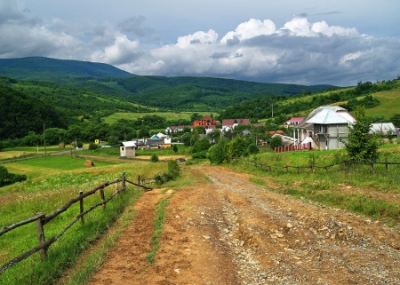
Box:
120, 141, 136, 158
296, 106, 356, 150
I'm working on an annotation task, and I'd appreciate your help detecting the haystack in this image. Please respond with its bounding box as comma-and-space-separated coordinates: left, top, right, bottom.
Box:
84, 160, 95, 167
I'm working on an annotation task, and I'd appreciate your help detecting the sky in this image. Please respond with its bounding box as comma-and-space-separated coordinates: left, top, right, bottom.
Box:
1, 0, 400, 86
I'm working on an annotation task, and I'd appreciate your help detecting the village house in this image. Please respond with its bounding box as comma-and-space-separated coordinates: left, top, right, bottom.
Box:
222, 118, 250, 132
295, 106, 356, 150
120, 141, 136, 158
284, 117, 305, 128
193, 115, 218, 127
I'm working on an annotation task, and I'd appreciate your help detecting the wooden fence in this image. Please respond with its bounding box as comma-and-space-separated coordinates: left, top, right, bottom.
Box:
0, 173, 153, 274
245, 158, 400, 175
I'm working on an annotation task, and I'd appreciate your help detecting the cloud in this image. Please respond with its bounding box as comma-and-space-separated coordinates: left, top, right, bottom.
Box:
90, 33, 142, 65
118, 16, 152, 37
0, 1, 399, 86
221, 18, 276, 44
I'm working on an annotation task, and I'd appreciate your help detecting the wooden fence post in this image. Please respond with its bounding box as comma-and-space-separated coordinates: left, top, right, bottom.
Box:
122, 172, 126, 190
79, 190, 84, 224
35, 213, 47, 262
100, 187, 106, 209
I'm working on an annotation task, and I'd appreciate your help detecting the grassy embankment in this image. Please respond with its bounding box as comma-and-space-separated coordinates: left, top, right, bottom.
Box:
230, 144, 400, 227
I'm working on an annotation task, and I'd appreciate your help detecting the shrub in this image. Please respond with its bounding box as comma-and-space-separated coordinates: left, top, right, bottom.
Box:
270, 136, 282, 149
167, 160, 180, 179
192, 150, 207, 159
88, 143, 99, 150
151, 153, 159, 162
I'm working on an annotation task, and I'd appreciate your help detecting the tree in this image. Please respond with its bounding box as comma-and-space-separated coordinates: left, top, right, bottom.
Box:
228, 137, 247, 159
191, 113, 203, 122
192, 136, 211, 154
208, 138, 228, 164
344, 108, 378, 162
270, 136, 282, 149
172, 144, 178, 153
390, 114, 400, 128
208, 129, 221, 144
167, 160, 180, 178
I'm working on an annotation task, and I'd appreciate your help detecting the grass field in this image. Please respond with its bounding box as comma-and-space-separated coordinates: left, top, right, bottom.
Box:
103, 111, 213, 125
0, 146, 70, 161
366, 88, 400, 119
0, 154, 170, 285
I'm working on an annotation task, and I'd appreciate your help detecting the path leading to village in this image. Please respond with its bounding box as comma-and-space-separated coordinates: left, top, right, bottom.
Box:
86, 166, 400, 285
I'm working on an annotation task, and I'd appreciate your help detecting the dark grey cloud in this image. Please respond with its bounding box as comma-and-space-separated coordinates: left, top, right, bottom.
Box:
118, 16, 152, 37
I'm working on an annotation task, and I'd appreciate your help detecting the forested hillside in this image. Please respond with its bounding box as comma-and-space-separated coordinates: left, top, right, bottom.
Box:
217, 78, 400, 123
0, 57, 133, 80
0, 79, 67, 140
0, 57, 336, 112
117, 76, 333, 110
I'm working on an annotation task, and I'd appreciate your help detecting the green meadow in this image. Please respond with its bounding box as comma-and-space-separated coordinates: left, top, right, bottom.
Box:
103, 111, 212, 125
0, 154, 169, 285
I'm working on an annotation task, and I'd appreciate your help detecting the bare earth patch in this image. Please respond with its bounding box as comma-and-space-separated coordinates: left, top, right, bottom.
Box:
79, 166, 400, 284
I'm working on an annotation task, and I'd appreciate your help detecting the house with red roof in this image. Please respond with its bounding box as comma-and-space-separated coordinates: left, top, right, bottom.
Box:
222, 118, 250, 132
284, 117, 305, 127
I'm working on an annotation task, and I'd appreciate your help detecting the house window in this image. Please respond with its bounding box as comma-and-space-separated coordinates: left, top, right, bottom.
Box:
121, 147, 125, 151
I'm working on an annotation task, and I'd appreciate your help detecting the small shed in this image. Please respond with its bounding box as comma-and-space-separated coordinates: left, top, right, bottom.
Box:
120, 141, 136, 158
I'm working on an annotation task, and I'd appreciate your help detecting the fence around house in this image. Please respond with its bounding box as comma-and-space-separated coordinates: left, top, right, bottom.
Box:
274, 143, 312, 153
246, 158, 400, 175
0, 173, 153, 274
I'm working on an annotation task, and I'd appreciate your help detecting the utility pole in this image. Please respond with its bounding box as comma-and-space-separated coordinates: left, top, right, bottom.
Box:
271, 103, 274, 118
43, 123, 47, 159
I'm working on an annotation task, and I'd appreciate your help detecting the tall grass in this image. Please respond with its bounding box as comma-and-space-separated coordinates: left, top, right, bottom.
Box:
0, 157, 168, 285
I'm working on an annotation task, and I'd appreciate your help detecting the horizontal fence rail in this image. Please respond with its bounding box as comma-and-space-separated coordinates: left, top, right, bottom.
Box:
0, 173, 153, 274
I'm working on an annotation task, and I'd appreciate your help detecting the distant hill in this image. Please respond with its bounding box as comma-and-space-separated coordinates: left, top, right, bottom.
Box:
117, 76, 335, 110
0, 57, 133, 80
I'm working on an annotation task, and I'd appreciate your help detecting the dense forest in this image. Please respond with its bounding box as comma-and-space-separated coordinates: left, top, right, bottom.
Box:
0, 80, 67, 140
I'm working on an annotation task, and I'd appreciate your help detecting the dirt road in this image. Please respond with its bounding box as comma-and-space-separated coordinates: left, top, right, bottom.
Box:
87, 166, 400, 285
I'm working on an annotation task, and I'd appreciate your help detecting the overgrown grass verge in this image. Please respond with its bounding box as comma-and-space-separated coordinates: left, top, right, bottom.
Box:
0, 158, 168, 285
147, 197, 170, 264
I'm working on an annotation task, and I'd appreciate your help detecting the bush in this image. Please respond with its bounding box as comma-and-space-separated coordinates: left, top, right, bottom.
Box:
192, 150, 207, 159
151, 153, 159, 162
167, 160, 180, 179
88, 143, 99, 150
270, 136, 282, 149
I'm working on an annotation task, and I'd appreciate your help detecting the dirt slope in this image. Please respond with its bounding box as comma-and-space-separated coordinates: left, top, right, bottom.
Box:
86, 166, 400, 285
